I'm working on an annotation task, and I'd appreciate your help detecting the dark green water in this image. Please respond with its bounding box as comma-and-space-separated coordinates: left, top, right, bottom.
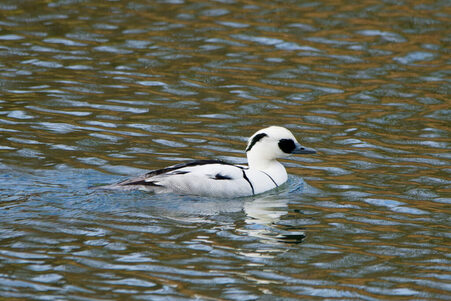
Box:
0, 0, 450, 300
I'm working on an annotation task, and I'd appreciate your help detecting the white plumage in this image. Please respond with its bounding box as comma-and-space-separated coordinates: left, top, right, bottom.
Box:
99, 126, 316, 198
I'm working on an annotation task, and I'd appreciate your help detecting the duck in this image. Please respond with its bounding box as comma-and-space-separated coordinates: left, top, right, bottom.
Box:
98, 126, 316, 198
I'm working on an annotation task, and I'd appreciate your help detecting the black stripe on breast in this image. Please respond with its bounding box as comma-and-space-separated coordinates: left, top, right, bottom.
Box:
241, 170, 255, 195
261, 171, 278, 187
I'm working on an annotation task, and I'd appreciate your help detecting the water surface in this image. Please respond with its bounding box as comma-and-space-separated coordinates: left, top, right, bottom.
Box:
0, 0, 450, 300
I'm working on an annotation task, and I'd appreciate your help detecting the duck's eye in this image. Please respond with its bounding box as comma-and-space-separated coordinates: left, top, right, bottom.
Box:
278, 139, 296, 153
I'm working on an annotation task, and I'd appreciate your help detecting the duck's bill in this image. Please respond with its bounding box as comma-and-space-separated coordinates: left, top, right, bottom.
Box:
292, 144, 316, 154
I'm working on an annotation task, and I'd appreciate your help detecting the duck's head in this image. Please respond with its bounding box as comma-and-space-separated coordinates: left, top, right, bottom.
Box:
245, 126, 316, 168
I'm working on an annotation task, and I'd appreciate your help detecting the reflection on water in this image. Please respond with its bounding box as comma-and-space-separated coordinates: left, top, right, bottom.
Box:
0, 0, 450, 299
244, 197, 306, 244
242, 180, 309, 244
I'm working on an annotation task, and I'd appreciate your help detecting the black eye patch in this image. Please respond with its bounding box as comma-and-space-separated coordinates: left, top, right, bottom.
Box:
278, 139, 296, 153
246, 133, 268, 152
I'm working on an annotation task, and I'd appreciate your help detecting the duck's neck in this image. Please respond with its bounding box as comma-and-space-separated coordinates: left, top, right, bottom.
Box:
246, 152, 288, 183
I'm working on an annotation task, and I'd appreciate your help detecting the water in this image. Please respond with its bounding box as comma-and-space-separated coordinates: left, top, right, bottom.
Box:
1, 0, 450, 299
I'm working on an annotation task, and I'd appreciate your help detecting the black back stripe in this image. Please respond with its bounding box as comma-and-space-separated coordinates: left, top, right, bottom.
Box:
261, 171, 278, 187
145, 159, 234, 177
241, 170, 255, 195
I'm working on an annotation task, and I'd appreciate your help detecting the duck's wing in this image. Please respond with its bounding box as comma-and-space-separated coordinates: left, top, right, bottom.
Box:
144, 160, 235, 177
116, 160, 236, 186
97, 160, 219, 187
99, 160, 255, 197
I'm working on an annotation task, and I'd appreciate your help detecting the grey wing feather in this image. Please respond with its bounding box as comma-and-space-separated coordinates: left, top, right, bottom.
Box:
94, 159, 238, 191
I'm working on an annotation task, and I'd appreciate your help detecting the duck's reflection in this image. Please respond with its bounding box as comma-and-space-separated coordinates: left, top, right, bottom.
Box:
114, 179, 308, 247
239, 194, 306, 244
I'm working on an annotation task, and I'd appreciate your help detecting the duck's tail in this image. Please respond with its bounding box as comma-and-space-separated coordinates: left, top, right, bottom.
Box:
90, 174, 163, 192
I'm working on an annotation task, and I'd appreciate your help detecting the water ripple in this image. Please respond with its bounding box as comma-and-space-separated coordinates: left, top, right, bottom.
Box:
0, 0, 449, 300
